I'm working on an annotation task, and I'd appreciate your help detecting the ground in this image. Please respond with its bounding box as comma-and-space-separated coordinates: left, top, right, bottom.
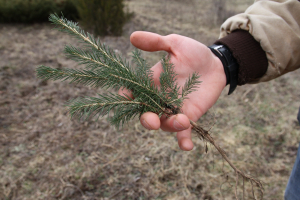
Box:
0, 0, 300, 199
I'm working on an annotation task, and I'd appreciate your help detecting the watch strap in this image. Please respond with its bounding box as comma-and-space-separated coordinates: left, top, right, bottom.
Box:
208, 44, 238, 95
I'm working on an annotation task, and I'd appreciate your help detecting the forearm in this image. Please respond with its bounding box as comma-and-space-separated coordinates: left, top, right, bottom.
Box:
216, 0, 300, 84
215, 30, 268, 85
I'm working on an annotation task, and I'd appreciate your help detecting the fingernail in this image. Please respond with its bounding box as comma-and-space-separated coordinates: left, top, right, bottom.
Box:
173, 118, 185, 131
142, 119, 152, 130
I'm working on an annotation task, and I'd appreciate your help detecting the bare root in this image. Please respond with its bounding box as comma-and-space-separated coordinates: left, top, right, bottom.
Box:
189, 120, 264, 200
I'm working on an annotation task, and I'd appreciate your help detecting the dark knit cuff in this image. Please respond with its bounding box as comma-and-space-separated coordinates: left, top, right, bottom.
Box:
215, 30, 268, 85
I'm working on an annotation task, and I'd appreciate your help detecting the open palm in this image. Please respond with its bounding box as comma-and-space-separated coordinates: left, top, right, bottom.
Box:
119, 31, 226, 151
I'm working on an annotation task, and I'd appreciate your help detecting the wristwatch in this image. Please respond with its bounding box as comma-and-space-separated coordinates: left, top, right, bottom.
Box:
208, 44, 239, 95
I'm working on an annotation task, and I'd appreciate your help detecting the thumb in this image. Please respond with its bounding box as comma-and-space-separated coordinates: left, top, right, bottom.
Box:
130, 31, 172, 52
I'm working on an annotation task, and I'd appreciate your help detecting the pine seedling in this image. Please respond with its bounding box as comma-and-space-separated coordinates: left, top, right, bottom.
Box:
37, 14, 200, 127
37, 14, 263, 199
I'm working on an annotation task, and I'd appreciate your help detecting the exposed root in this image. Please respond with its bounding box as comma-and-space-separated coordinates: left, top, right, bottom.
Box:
189, 120, 264, 200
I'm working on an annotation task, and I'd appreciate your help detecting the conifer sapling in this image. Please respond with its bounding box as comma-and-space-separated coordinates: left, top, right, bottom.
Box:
37, 14, 263, 199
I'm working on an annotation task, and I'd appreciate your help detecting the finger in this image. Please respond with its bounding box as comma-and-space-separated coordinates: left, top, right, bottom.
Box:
140, 112, 161, 130
130, 31, 172, 52
150, 61, 163, 86
177, 128, 194, 151
160, 114, 190, 132
118, 87, 134, 100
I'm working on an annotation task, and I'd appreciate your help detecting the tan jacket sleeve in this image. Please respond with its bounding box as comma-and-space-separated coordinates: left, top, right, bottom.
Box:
219, 0, 300, 83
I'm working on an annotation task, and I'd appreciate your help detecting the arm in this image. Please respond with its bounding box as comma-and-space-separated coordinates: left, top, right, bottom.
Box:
219, 0, 300, 84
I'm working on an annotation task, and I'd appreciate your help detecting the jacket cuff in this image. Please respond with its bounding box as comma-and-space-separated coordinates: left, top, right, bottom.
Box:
215, 30, 268, 85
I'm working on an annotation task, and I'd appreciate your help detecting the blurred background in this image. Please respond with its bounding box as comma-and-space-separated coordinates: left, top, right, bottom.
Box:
0, 0, 299, 199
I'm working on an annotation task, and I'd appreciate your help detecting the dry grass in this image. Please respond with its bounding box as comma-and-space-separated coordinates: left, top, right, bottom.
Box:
0, 0, 299, 199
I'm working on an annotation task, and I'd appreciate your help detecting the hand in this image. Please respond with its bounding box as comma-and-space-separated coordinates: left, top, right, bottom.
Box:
119, 31, 226, 151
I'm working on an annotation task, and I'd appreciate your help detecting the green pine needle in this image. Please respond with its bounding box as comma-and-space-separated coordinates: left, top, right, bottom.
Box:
67, 93, 157, 126
181, 73, 202, 98
37, 13, 201, 127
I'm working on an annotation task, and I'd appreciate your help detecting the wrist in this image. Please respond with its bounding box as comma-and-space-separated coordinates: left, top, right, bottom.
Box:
211, 53, 227, 89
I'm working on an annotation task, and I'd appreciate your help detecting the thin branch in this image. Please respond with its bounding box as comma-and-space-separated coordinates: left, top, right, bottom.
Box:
110, 74, 167, 108
74, 101, 153, 109
68, 49, 113, 70
46, 69, 100, 80
53, 15, 128, 72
